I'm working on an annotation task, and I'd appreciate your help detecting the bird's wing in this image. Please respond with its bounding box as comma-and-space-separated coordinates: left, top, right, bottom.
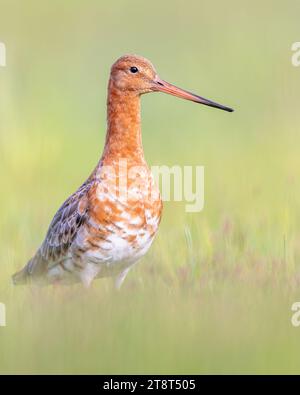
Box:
39, 180, 92, 264
12, 178, 96, 285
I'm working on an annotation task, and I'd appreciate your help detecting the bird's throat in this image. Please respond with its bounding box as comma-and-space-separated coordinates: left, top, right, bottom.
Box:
102, 81, 144, 164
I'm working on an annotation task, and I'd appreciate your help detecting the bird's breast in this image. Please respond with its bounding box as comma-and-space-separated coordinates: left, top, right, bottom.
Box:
75, 164, 162, 267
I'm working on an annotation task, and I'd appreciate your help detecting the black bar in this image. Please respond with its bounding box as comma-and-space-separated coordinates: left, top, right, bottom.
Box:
0, 375, 298, 392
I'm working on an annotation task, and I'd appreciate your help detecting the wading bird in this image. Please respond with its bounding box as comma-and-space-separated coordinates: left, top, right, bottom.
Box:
12, 55, 233, 287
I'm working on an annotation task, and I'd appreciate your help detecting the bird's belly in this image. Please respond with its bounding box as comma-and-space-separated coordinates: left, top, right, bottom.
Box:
102, 228, 156, 269
74, 209, 161, 274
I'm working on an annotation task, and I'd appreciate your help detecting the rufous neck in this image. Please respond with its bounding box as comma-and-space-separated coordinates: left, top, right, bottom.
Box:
102, 80, 145, 164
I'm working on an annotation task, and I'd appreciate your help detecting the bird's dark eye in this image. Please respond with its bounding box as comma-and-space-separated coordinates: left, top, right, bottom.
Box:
130, 66, 139, 73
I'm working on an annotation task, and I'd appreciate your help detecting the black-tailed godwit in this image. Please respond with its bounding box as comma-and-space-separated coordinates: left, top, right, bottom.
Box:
12, 54, 233, 287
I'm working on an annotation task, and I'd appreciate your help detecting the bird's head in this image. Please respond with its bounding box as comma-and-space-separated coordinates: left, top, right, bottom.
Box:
110, 54, 233, 112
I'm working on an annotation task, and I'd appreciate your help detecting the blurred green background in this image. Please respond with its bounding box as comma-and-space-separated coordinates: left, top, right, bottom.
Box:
1, 0, 300, 374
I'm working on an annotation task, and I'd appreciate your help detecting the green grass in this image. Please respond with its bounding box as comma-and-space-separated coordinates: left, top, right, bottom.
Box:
1, 0, 300, 374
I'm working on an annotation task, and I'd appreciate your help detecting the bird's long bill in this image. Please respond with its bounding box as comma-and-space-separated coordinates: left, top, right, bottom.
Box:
155, 78, 234, 112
